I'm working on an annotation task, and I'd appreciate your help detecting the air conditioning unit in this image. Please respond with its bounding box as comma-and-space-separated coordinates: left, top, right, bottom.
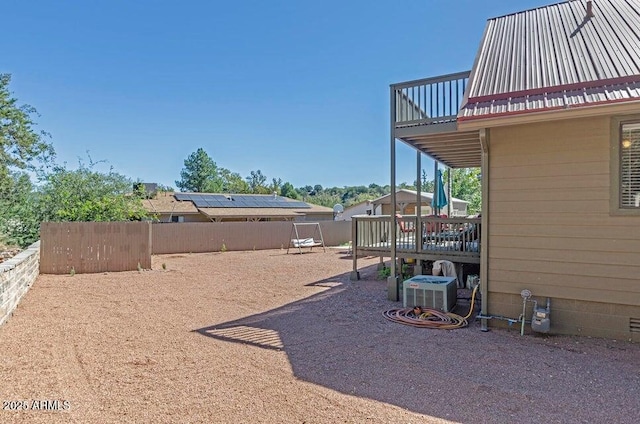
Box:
403, 276, 457, 312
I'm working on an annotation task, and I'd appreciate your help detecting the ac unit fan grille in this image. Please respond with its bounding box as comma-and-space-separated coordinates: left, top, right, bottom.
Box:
403, 276, 457, 312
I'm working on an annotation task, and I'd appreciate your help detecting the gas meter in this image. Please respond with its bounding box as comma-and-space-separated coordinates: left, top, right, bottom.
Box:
531, 298, 551, 333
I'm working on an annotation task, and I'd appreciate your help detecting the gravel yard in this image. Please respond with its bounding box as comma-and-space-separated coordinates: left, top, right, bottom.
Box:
1, 249, 638, 423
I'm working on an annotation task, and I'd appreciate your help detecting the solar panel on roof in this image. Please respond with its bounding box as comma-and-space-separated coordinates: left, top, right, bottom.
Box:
178, 192, 314, 209
295, 203, 311, 209
174, 193, 192, 201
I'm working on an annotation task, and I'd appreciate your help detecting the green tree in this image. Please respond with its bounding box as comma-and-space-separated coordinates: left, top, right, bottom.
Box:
38, 161, 148, 222
175, 148, 223, 192
270, 177, 283, 195
0, 73, 55, 190
219, 168, 249, 193
246, 170, 268, 194
398, 182, 415, 190
419, 170, 435, 193
0, 74, 55, 247
0, 171, 41, 247
444, 167, 482, 214
280, 182, 298, 199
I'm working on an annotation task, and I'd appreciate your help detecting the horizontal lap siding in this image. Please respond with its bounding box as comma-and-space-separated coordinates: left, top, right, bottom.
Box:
488, 116, 640, 339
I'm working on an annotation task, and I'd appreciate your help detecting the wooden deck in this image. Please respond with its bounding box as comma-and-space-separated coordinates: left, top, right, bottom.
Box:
351, 215, 481, 276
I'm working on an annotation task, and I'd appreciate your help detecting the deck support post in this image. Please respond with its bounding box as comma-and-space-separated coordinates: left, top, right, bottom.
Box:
388, 84, 399, 300
415, 150, 423, 276
350, 218, 359, 280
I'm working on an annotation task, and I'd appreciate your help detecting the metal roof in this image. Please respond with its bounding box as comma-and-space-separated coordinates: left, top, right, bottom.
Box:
460, 0, 640, 120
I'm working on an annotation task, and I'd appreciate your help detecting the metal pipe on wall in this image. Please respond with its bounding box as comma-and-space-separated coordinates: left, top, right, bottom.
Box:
480, 129, 489, 332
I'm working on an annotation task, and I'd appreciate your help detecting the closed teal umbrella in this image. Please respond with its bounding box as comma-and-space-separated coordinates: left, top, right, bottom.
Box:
432, 170, 448, 211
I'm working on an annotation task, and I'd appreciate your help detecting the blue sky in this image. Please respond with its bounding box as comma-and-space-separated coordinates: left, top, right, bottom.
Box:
4, 0, 546, 189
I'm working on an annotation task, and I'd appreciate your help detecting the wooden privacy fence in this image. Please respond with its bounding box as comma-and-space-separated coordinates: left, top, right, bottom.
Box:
151, 221, 351, 254
40, 222, 152, 274
39, 221, 351, 273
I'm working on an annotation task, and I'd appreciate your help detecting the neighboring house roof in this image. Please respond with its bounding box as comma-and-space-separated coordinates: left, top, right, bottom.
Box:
143, 192, 333, 218
370, 189, 469, 206
302, 203, 336, 213
198, 208, 301, 218
145, 193, 200, 214
343, 199, 372, 211
459, 0, 640, 121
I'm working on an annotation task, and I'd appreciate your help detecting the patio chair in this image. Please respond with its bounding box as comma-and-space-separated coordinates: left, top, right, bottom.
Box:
458, 222, 480, 252
395, 214, 415, 233
424, 214, 448, 234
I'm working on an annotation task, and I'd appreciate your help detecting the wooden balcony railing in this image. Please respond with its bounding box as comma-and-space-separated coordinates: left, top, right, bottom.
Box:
352, 215, 481, 263
392, 71, 470, 129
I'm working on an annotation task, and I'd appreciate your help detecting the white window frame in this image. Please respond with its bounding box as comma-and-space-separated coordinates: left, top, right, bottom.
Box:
610, 115, 640, 215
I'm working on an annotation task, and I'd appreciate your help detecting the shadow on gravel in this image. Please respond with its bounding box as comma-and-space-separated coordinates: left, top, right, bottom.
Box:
194, 264, 640, 424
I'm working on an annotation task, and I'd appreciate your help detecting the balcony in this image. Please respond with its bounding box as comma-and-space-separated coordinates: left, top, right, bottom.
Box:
352, 215, 481, 264
391, 71, 482, 169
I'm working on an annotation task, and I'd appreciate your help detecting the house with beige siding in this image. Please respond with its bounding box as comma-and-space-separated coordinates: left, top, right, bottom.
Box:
370, 189, 469, 217
351, 0, 640, 340
342, 200, 377, 221
342, 189, 469, 221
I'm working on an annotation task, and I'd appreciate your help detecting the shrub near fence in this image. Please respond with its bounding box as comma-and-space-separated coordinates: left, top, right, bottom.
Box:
0, 241, 40, 327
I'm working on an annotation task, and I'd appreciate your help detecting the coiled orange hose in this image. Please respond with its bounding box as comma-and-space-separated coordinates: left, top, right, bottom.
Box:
383, 284, 479, 329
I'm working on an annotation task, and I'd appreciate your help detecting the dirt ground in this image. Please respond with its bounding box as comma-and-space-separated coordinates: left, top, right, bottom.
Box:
1, 249, 638, 423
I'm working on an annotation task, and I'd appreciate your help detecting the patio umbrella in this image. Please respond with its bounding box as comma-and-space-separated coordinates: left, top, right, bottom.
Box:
432, 169, 448, 211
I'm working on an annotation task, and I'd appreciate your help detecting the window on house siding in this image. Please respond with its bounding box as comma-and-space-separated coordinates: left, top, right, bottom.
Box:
620, 123, 640, 208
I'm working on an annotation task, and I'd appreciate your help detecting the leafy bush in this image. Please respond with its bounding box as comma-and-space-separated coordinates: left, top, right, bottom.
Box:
377, 266, 391, 280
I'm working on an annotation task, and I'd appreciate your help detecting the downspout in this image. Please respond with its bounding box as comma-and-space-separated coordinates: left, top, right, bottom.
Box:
479, 128, 490, 331
389, 84, 399, 301
350, 216, 359, 280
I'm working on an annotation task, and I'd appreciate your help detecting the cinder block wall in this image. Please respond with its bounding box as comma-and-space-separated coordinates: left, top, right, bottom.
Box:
0, 241, 40, 327
487, 293, 640, 342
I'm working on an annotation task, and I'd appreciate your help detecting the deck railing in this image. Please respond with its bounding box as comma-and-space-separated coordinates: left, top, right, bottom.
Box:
392, 71, 470, 128
353, 215, 481, 263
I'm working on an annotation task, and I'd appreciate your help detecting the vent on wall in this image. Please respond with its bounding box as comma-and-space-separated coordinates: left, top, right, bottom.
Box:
630, 317, 640, 333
